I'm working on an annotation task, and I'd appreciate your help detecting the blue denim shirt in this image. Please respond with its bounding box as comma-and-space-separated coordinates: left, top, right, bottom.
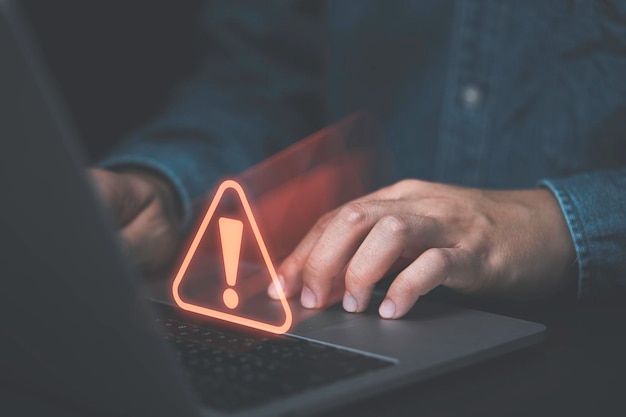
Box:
101, 0, 626, 298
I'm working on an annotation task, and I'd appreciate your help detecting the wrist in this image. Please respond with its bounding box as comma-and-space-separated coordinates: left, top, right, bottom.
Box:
490, 188, 578, 298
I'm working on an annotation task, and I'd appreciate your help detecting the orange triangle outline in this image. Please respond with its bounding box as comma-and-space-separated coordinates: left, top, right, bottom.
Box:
172, 179, 293, 334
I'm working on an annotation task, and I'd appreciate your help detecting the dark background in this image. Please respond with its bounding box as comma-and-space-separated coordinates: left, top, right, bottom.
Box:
15, 2, 626, 416
21, 0, 205, 163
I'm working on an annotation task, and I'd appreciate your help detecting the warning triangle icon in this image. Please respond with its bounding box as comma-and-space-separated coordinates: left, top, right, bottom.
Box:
172, 180, 293, 334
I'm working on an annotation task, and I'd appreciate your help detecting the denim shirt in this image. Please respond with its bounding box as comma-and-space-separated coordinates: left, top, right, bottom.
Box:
101, 0, 626, 298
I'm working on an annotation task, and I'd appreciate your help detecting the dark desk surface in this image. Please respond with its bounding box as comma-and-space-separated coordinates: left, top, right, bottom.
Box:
323, 294, 626, 417
3, 283, 625, 417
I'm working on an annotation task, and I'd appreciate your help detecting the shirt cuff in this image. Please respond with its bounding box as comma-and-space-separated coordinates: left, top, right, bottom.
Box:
539, 169, 626, 298
99, 149, 195, 231
538, 178, 591, 297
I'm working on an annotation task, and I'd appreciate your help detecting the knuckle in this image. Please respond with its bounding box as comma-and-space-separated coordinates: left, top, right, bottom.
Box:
383, 180, 407, 197
345, 263, 369, 289
337, 203, 368, 227
313, 212, 333, 232
378, 215, 408, 237
423, 248, 452, 272
381, 179, 424, 199
395, 179, 414, 189
393, 275, 420, 297
284, 250, 307, 271
302, 256, 324, 281
394, 178, 421, 191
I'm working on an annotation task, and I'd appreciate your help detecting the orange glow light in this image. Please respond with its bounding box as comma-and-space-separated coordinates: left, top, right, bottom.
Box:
172, 180, 293, 334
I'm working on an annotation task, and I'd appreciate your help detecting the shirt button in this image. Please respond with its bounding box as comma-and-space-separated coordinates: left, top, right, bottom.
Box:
460, 84, 483, 109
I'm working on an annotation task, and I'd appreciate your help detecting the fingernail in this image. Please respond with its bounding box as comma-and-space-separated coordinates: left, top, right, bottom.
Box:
267, 275, 285, 299
301, 286, 317, 309
343, 292, 358, 313
379, 299, 396, 319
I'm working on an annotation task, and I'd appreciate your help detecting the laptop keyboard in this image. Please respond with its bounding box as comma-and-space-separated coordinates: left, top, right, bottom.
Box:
156, 317, 393, 412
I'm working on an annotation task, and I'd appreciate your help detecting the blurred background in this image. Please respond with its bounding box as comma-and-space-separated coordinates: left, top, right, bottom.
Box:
22, 0, 206, 163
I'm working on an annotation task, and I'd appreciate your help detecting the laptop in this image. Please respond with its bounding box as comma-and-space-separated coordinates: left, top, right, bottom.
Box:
0, 1, 546, 416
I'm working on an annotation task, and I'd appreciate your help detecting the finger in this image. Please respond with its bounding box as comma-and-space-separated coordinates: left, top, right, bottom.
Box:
343, 215, 407, 313
273, 181, 414, 302
271, 210, 337, 299
276, 187, 390, 290
267, 274, 291, 300
379, 248, 469, 319
343, 214, 439, 312
120, 200, 178, 271
300, 201, 393, 308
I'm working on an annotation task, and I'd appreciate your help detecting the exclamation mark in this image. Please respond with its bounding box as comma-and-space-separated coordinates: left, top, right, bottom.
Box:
219, 217, 243, 309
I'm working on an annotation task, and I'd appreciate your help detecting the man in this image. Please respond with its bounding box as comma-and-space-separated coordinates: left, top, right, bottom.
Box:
93, 1, 626, 319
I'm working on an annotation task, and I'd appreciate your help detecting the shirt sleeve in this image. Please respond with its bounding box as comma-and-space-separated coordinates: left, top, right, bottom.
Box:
99, 1, 323, 227
539, 168, 626, 298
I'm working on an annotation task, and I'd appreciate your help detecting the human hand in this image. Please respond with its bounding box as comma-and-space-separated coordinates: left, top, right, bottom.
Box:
90, 168, 182, 272
269, 179, 577, 319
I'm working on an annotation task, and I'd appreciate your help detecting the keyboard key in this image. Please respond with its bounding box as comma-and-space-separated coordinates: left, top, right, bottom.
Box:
157, 317, 392, 412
